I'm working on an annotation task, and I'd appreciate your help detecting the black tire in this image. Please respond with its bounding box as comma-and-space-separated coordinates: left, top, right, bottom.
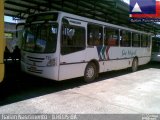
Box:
84, 62, 97, 82
132, 58, 138, 72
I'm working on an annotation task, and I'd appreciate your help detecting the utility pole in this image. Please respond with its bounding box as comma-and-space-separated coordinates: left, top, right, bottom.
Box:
0, 0, 5, 82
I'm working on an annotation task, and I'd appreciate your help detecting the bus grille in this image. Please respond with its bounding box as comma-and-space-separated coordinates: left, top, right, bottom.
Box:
26, 56, 44, 74
27, 67, 43, 74
27, 56, 44, 63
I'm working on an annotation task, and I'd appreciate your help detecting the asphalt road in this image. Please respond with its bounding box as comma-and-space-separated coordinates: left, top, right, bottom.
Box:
0, 61, 159, 107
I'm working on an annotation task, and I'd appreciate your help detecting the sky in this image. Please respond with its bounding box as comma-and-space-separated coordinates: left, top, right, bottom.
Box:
123, 0, 129, 4
4, 16, 17, 23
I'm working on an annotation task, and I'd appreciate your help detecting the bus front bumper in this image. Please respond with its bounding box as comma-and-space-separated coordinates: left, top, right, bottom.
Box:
21, 61, 59, 80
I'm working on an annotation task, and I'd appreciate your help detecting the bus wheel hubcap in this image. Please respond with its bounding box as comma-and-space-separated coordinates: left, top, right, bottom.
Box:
86, 66, 94, 78
133, 60, 137, 71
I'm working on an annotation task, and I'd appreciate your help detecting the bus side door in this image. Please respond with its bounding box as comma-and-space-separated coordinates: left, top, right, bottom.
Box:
59, 18, 87, 80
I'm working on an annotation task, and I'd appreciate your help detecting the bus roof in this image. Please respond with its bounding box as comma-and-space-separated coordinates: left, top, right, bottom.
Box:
28, 11, 152, 35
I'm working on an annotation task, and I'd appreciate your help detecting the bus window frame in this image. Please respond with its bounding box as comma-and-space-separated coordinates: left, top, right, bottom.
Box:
104, 26, 119, 46
119, 29, 132, 47
87, 23, 103, 46
132, 32, 141, 47
61, 22, 86, 55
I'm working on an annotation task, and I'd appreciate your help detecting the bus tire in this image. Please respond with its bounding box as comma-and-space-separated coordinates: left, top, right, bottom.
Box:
132, 58, 138, 72
84, 62, 97, 83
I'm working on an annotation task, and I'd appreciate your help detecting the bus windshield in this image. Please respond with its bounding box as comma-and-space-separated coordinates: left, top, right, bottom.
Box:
22, 22, 58, 53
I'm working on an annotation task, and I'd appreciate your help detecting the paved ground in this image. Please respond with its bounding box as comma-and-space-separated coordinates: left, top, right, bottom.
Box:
0, 62, 160, 113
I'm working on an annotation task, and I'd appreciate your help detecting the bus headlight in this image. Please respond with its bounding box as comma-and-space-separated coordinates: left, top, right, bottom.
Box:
158, 55, 160, 57
47, 59, 56, 66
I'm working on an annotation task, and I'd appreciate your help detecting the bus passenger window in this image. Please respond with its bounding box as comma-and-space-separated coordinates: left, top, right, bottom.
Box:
132, 33, 140, 47
104, 27, 119, 46
61, 25, 85, 55
141, 34, 148, 47
120, 30, 131, 47
87, 24, 103, 46
147, 36, 151, 47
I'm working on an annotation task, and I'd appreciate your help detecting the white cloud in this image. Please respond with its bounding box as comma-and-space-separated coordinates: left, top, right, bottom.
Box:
122, 0, 129, 4
4, 16, 17, 23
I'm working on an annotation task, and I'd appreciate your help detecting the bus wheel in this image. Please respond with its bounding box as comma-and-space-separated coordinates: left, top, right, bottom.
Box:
132, 58, 138, 72
84, 62, 97, 82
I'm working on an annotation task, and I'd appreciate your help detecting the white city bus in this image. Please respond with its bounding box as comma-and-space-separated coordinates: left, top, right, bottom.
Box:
151, 37, 160, 62
21, 11, 152, 82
